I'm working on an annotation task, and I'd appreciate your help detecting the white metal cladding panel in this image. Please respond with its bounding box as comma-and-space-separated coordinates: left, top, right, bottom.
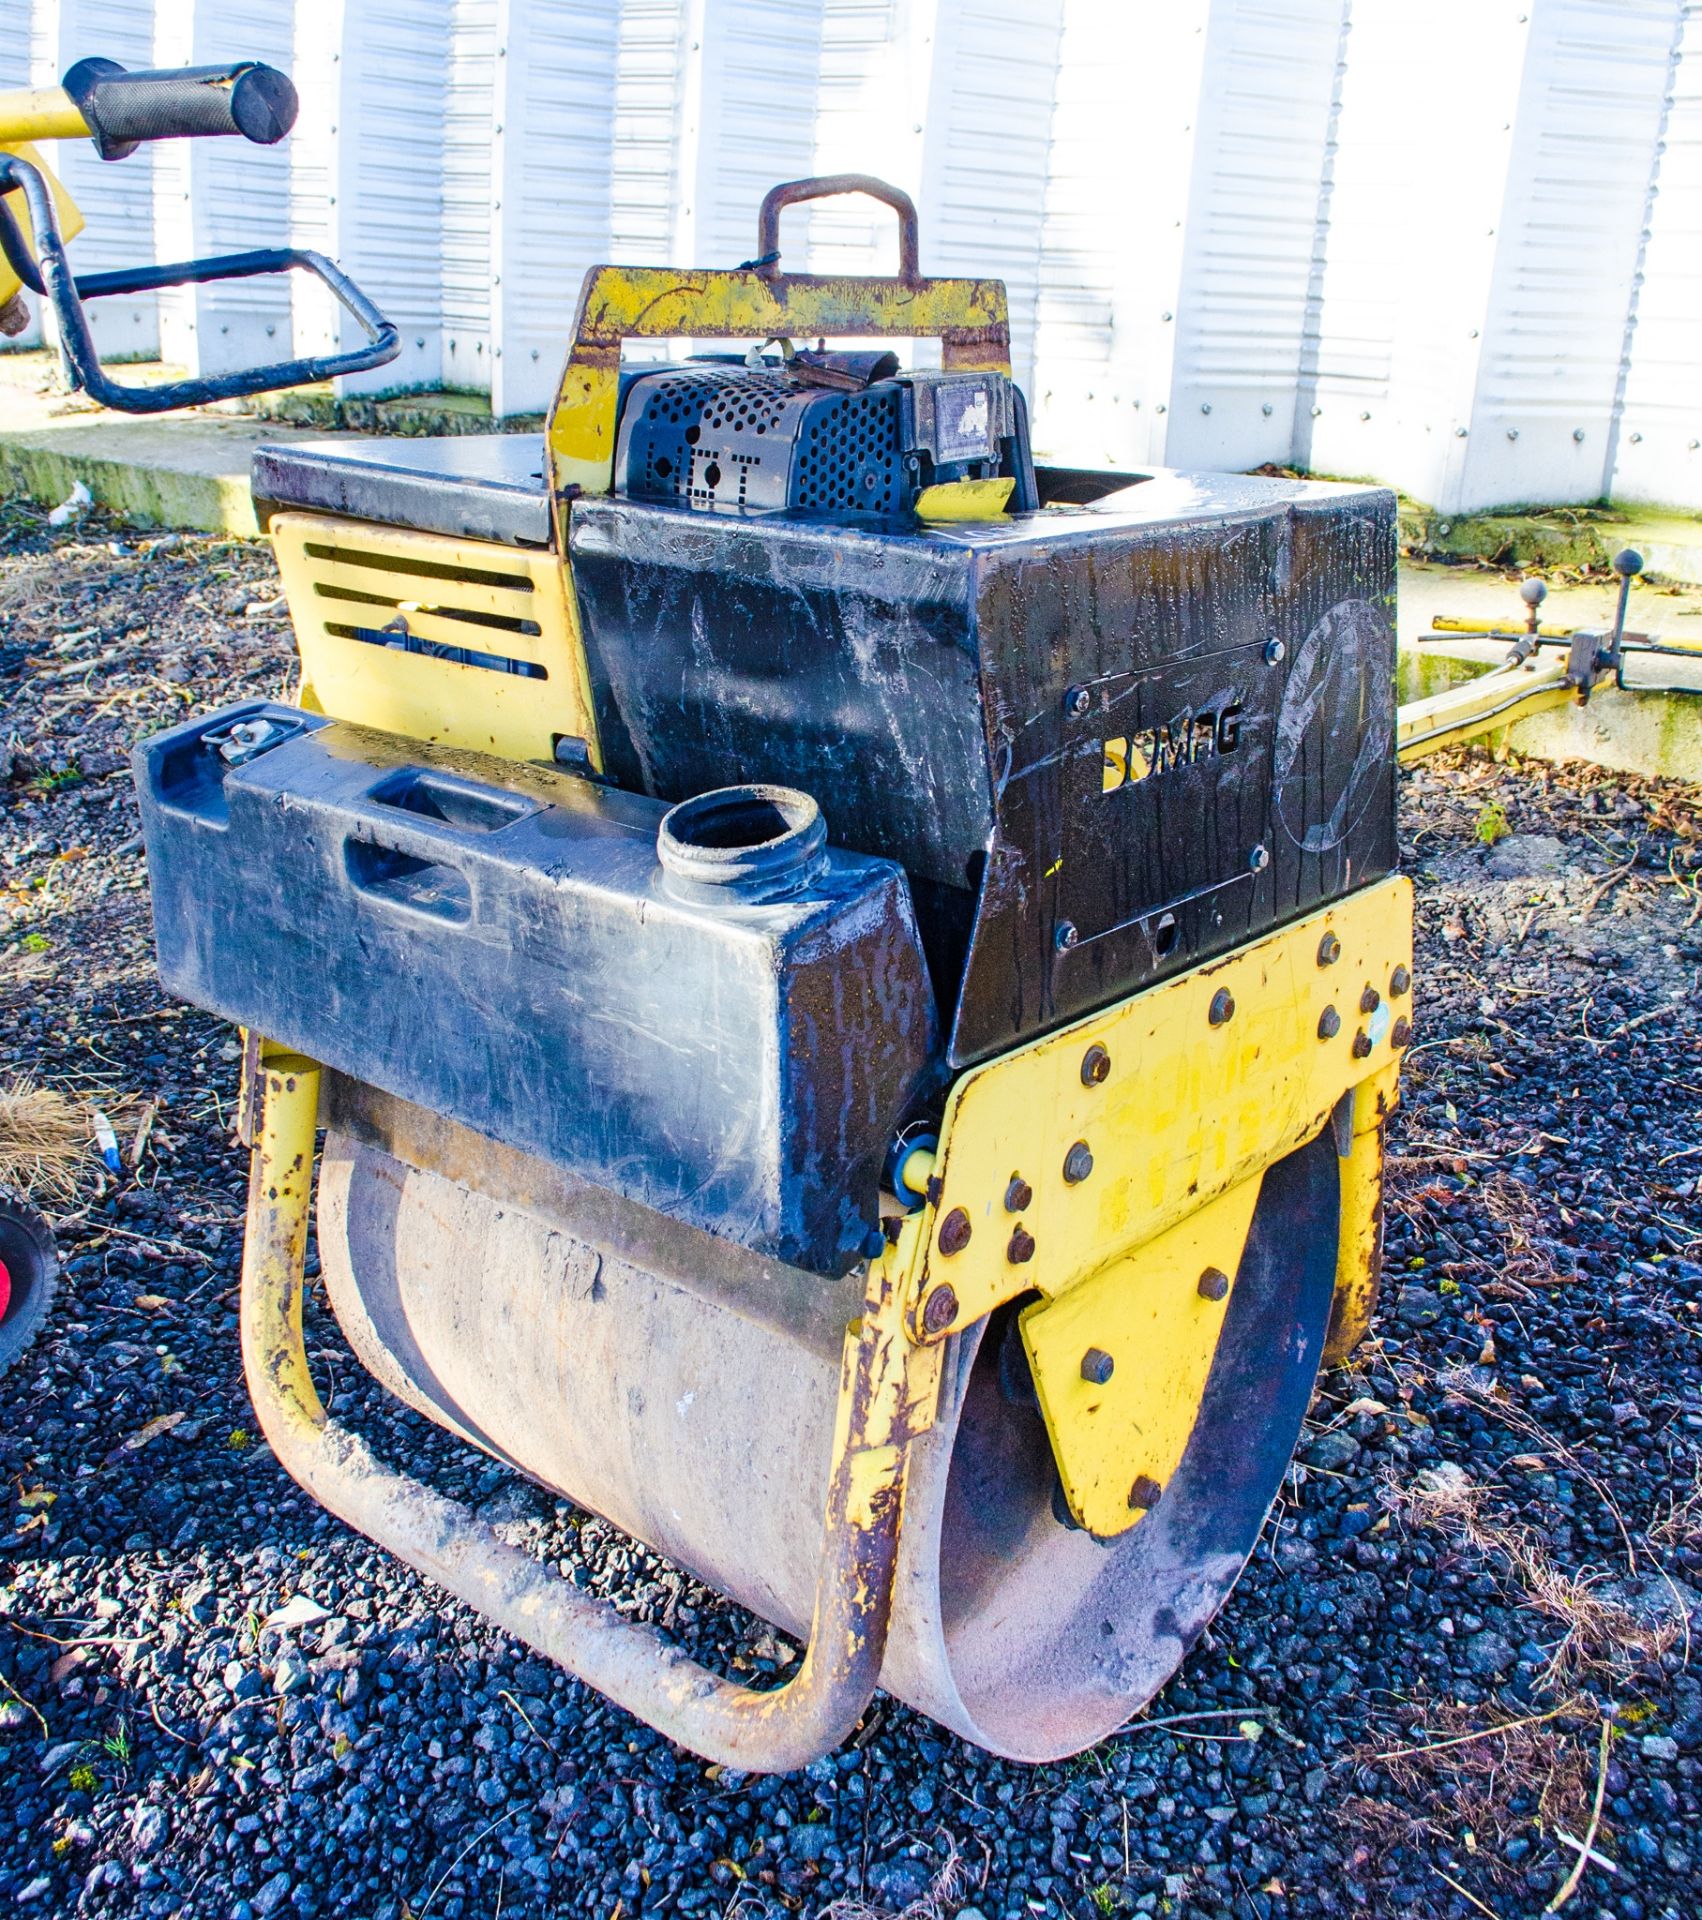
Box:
488, 0, 619, 418
441, 0, 495, 389
1305, 2, 1536, 511
287, 0, 343, 358
1164, 0, 1348, 473
804, 0, 925, 278
689, 0, 826, 275
1611, 0, 1702, 509
1, 0, 42, 344
0, 0, 31, 85
333, 0, 452, 395
1462, 0, 1682, 510
920, 0, 1064, 395
152, 0, 294, 375
609, 0, 688, 265
1028, 0, 1210, 469
29, 0, 161, 358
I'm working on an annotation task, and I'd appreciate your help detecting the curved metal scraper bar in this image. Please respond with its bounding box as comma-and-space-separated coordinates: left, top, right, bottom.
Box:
239, 1046, 940, 1772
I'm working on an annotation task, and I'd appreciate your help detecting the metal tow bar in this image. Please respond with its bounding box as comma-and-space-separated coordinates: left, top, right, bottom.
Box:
239, 1044, 942, 1771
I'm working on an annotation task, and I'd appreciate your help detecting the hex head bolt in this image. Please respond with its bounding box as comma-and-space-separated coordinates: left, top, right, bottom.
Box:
1318, 1005, 1342, 1040
921, 1284, 959, 1335
1007, 1225, 1037, 1265
1317, 931, 1342, 967
1005, 1174, 1033, 1213
1055, 920, 1080, 952
1360, 985, 1381, 1014
1080, 1347, 1115, 1385
1197, 1267, 1230, 1302
1128, 1474, 1164, 1511
1065, 684, 1092, 718
1352, 1030, 1373, 1060
937, 1208, 972, 1256
1081, 1044, 1111, 1087
1062, 1141, 1094, 1185
1208, 987, 1235, 1026
1390, 964, 1412, 997
1391, 1016, 1413, 1049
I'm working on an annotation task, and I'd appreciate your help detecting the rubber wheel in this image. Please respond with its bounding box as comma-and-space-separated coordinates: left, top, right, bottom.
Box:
0, 1196, 59, 1383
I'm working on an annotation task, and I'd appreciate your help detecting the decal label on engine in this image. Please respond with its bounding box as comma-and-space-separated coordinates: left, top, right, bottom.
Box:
1102, 702, 1243, 794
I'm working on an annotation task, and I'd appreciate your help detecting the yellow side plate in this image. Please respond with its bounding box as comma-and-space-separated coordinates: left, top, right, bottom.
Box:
911, 875, 1413, 1343
271, 513, 600, 767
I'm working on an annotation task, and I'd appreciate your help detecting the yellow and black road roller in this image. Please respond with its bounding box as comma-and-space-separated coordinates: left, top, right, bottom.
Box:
8, 86, 1415, 1767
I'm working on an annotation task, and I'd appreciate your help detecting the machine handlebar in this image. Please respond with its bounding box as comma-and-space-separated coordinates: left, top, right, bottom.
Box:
62, 58, 298, 160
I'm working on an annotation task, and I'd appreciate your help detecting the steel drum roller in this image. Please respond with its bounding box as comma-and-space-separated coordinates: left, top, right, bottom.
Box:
316, 1094, 1338, 1762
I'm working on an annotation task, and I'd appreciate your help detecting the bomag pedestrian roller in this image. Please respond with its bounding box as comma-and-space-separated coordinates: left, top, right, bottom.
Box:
13, 103, 1415, 1765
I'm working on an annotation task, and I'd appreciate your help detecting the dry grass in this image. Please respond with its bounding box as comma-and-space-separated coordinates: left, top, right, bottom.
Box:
1384, 1458, 1679, 1691
1651, 1463, 1702, 1560
0, 1076, 91, 1201
1343, 1698, 1600, 1894
818, 1842, 969, 1920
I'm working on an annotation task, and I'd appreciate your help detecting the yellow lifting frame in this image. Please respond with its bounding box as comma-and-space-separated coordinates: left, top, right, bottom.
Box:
546, 261, 1011, 500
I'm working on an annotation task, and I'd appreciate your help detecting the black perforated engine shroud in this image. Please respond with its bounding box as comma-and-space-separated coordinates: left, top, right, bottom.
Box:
616, 366, 910, 516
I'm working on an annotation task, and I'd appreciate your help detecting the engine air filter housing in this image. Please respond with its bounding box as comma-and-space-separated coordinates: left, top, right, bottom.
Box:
614, 360, 1022, 519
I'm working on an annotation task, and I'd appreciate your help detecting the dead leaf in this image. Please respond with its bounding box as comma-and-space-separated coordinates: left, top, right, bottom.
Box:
113, 1411, 186, 1457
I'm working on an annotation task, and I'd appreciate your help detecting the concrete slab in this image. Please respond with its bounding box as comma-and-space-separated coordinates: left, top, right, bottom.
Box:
0, 350, 342, 535
1400, 561, 1702, 783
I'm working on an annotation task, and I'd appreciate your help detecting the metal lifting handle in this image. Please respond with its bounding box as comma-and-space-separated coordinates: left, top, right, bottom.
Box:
0, 151, 399, 412
63, 57, 298, 159
755, 174, 921, 284
240, 1047, 942, 1772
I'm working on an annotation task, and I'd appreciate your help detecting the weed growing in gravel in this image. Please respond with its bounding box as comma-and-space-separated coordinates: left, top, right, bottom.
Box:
1474, 799, 1512, 845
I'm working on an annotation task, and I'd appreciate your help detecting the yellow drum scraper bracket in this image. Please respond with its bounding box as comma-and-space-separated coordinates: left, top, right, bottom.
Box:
905, 875, 1414, 1537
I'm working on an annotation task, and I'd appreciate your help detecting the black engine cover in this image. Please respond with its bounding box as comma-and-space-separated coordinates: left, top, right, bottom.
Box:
568, 466, 1397, 1067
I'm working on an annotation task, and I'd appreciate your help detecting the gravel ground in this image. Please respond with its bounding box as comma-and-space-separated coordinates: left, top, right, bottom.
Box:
2, 501, 1700, 1920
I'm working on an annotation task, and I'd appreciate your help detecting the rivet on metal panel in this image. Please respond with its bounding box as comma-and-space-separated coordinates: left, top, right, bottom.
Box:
1249, 844, 1270, 872
1263, 638, 1286, 665
1391, 965, 1411, 997
1064, 684, 1091, 718
1317, 932, 1342, 967
1197, 1267, 1230, 1302
922, 1284, 959, 1334
1208, 988, 1235, 1027
1360, 986, 1381, 1014
1080, 1347, 1114, 1386
1128, 1474, 1164, 1511
1351, 1031, 1373, 1060
1062, 1142, 1094, 1186
1391, 1017, 1413, 1050
1055, 920, 1080, 953
1007, 1226, 1037, 1266
1317, 1005, 1341, 1041
1005, 1175, 1033, 1213
937, 1209, 972, 1257
1080, 1044, 1111, 1087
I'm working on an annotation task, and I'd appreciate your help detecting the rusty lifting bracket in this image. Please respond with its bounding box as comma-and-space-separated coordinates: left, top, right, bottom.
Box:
238, 1040, 944, 1772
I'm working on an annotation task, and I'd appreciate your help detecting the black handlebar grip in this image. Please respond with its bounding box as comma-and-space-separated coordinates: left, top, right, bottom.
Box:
63, 59, 299, 161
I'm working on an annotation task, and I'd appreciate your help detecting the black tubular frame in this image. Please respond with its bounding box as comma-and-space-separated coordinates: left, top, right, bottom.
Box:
0, 151, 399, 412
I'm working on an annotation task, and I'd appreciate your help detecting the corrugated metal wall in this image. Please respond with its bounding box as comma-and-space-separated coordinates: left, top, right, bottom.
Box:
4, 0, 1701, 512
